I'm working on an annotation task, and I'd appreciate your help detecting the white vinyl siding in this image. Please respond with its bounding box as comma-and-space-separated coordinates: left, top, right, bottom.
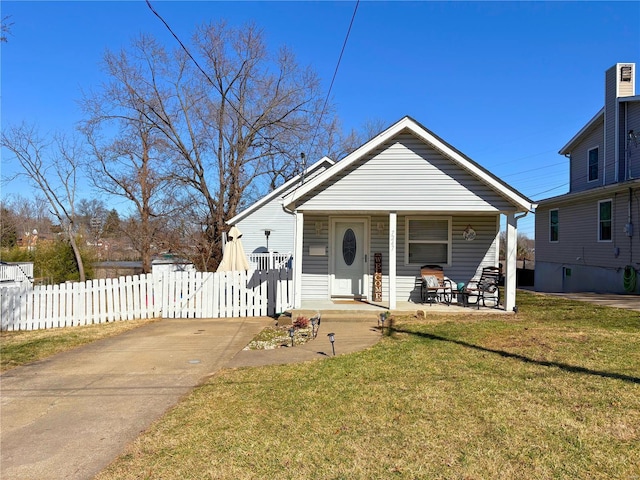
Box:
230, 158, 332, 256
300, 213, 500, 303
598, 199, 612, 242
235, 197, 295, 255
300, 214, 330, 299
549, 209, 559, 242
296, 134, 515, 213
405, 217, 451, 266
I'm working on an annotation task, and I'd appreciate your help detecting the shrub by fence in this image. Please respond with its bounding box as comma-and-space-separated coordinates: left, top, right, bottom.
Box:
1, 269, 293, 331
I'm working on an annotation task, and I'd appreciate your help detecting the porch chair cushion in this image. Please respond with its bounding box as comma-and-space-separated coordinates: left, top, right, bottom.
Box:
422, 275, 440, 288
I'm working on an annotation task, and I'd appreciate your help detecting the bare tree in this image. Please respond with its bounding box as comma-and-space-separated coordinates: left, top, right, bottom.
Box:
1, 194, 55, 244
500, 231, 535, 268
83, 23, 332, 270
2, 124, 87, 281
82, 99, 175, 272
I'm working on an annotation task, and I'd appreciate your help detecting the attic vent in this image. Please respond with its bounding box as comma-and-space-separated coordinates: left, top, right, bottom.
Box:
621, 65, 633, 82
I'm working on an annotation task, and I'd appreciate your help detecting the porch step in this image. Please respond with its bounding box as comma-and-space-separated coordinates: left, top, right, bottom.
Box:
284, 309, 387, 324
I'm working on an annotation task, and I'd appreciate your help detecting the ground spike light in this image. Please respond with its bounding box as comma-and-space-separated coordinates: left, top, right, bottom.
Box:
379, 312, 387, 333
327, 332, 335, 356
288, 327, 295, 347
310, 312, 321, 338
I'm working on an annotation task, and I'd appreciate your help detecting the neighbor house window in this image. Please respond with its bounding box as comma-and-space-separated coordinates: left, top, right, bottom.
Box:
588, 147, 599, 182
598, 200, 612, 241
406, 217, 451, 265
549, 209, 559, 242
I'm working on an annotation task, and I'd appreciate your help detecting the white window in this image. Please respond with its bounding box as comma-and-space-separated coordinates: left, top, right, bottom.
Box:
588, 147, 599, 182
598, 200, 612, 242
405, 217, 451, 265
549, 209, 559, 242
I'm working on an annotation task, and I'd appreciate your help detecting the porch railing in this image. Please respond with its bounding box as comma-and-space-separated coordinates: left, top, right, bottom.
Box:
248, 252, 293, 271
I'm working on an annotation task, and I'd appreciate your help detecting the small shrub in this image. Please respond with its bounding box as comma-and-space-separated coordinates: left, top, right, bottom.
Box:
293, 316, 309, 329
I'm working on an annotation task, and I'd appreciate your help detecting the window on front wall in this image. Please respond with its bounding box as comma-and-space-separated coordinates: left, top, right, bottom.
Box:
550, 209, 559, 242
406, 217, 451, 265
598, 200, 612, 241
588, 147, 599, 182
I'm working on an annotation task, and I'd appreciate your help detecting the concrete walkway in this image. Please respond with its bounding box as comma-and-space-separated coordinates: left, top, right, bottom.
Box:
0, 315, 381, 480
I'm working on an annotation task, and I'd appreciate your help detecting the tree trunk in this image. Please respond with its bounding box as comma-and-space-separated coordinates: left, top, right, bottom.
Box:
67, 224, 86, 282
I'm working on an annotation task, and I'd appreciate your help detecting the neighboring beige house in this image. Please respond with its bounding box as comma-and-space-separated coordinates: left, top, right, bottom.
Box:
276, 116, 536, 312
535, 63, 640, 294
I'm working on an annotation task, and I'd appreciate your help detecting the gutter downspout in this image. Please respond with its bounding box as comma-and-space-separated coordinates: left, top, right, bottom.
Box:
281, 200, 298, 310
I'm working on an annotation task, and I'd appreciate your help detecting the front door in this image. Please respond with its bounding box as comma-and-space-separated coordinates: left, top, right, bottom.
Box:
331, 219, 368, 298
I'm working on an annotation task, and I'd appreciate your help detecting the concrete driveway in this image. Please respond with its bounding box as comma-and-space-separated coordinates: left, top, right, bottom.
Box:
0, 316, 271, 480
542, 291, 640, 312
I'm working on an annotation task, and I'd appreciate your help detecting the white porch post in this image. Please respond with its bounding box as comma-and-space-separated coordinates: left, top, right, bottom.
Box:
389, 212, 397, 309
293, 211, 304, 308
505, 213, 517, 312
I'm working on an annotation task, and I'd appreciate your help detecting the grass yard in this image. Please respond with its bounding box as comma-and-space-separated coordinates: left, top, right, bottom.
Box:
94, 292, 640, 480
0, 318, 158, 372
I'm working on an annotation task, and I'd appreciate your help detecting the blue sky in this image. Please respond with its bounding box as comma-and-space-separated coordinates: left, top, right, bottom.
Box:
2, 1, 640, 238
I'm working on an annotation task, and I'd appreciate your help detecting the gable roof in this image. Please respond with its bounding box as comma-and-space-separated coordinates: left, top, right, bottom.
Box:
559, 95, 640, 155
227, 156, 334, 225
284, 116, 536, 212
559, 108, 604, 155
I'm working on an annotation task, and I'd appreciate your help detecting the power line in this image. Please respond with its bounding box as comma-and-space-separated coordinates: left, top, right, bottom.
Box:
146, 1, 217, 94
306, 0, 360, 165
499, 160, 566, 179
530, 183, 569, 199
145, 0, 287, 156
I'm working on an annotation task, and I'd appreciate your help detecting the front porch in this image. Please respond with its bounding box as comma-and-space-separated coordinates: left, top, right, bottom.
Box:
292, 298, 511, 319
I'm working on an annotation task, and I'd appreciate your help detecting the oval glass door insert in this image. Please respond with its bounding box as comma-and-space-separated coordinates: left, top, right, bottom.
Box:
342, 228, 357, 266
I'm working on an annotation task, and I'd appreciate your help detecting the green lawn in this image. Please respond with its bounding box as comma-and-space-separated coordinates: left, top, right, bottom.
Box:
93, 292, 640, 480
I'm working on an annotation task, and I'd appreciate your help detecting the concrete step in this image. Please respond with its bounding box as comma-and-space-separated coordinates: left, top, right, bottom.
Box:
283, 309, 387, 324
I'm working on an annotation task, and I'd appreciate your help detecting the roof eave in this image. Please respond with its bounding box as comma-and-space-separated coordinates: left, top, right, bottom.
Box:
286, 116, 536, 213
227, 156, 334, 225
537, 178, 640, 206
559, 108, 604, 155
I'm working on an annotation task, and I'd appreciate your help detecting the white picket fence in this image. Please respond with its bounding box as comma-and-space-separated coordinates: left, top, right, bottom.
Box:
0, 263, 34, 285
0, 269, 293, 331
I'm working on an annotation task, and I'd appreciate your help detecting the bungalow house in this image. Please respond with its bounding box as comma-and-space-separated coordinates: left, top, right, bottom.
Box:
535, 63, 640, 294
229, 116, 535, 312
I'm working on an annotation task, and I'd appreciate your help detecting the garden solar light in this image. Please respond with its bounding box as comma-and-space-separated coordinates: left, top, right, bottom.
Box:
288, 327, 295, 347
379, 312, 386, 331
327, 332, 335, 356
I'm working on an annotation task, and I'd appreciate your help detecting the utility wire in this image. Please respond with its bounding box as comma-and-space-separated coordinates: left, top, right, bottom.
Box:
145, 0, 276, 153
146, 1, 217, 93
530, 183, 569, 199
306, 0, 360, 167
499, 160, 566, 179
